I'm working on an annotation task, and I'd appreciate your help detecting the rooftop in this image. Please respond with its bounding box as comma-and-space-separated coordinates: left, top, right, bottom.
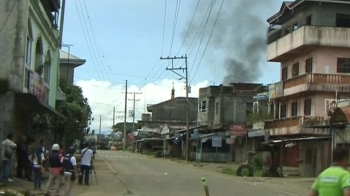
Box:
268, 0, 350, 24
59, 50, 86, 67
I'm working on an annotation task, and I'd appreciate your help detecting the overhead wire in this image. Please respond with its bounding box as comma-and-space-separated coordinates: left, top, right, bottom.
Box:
189, 0, 216, 77
190, 0, 225, 83
169, 0, 181, 55
161, 0, 168, 55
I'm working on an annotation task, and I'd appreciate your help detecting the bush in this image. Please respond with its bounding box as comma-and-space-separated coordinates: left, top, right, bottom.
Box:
0, 189, 27, 196
252, 155, 263, 171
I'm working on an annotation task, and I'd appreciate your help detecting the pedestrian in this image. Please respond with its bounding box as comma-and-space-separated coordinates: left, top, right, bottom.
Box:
29, 146, 45, 190
92, 144, 97, 160
0, 133, 17, 183
43, 144, 63, 196
62, 146, 79, 196
309, 147, 350, 196
16, 135, 30, 180
79, 143, 93, 185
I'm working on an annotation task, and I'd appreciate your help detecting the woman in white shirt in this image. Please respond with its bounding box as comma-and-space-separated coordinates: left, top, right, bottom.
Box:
29, 147, 45, 190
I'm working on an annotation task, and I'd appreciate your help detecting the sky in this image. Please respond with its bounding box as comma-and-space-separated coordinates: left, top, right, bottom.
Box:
61, 0, 286, 134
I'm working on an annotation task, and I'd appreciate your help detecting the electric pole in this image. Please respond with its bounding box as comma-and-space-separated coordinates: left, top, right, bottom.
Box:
123, 80, 128, 150
160, 55, 190, 161
113, 106, 115, 129
99, 115, 101, 147
128, 92, 142, 133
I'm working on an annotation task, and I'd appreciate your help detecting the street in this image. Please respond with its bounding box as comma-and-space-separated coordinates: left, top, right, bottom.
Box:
79, 150, 311, 196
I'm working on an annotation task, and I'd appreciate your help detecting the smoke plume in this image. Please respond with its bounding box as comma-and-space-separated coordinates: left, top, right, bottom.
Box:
183, 0, 274, 84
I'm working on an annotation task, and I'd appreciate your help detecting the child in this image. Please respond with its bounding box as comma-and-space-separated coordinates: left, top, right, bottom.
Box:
29, 147, 45, 190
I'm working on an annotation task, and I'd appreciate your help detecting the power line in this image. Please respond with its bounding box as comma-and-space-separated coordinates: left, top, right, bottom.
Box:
190, 0, 225, 83
161, 0, 168, 55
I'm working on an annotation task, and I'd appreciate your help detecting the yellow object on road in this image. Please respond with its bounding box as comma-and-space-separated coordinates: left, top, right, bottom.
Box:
202, 178, 210, 196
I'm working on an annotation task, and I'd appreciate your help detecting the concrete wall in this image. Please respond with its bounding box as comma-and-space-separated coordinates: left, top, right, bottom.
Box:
198, 85, 260, 127
0, 92, 16, 142
0, 0, 28, 92
150, 98, 198, 122
60, 64, 75, 84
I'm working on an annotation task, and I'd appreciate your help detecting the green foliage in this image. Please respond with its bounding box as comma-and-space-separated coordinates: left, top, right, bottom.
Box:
249, 112, 273, 123
112, 122, 142, 133
52, 78, 92, 148
252, 156, 264, 170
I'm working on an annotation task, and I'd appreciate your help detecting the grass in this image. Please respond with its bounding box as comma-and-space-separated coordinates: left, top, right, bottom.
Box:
222, 167, 263, 177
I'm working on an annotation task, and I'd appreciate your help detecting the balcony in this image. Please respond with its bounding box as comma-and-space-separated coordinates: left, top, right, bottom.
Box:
28, 70, 49, 104
270, 73, 350, 98
268, 26, 350, 62
265, 116, 329, 136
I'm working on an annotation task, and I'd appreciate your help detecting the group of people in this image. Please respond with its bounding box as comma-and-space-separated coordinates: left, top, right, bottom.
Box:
0, 133, 95, 196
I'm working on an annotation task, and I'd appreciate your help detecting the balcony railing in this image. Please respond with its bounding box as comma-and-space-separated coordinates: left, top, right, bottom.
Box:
270, 73, 350, 98
28, 70, 49, 104
268, 26, 350, 61
265, 116, 329, 135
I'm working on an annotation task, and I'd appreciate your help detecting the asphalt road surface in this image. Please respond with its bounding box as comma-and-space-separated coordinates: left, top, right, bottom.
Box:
83, 150, 309, 196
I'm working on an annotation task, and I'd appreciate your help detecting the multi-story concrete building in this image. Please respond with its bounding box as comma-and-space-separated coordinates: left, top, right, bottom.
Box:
0, 0, 62, 141
264, 0, 350, 176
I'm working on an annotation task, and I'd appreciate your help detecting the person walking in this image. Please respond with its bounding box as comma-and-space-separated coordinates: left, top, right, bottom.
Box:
16, 135, 30, 180
29, 146, 45, 190
62, 146, 79, 196
0, 133, 17, 183
79, 143, 93, 185
309, 147, 350, 196
43, 144, 63, 196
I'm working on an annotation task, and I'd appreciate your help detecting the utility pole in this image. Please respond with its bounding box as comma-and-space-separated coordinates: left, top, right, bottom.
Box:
58, 0, 67, 49
123, 80, 128, 150
99, 115, 101, 147
160, 55, 190, 161
128, 92, 142, 133
113, 106, 115, 128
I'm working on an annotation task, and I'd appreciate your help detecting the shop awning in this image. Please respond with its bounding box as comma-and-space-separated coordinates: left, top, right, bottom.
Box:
262, 136, 330, 145
16, 93, 64, 118
330, 107, 350, 124
174, 125, 208, 133
247, 129, 265, 138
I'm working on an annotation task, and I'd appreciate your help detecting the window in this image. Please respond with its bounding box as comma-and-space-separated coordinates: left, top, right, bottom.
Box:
280, 104, 287, 118
215, 102, 219, 114
26, 37, 32, 66
292, 63, 299, 77
305, 58, 313, 73
306, 15, 312, 25
246, 102, 253, 117
337, 58, 350, 73
336, 14, 350, 28
291, 102, 298, 117
293, 23, 298, 31
199, 100, 207, 112
282, 67, 288, 80
304, 99, 312, 116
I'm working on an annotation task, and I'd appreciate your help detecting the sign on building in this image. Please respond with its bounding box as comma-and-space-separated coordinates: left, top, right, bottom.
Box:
212, 136, 222, 147
230, 125, 246, 136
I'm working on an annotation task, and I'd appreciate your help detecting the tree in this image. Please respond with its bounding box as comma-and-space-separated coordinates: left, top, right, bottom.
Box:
52, 78, 92, 149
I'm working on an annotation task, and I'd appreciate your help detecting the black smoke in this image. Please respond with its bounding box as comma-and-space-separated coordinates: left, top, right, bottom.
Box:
182, 0, 275, 84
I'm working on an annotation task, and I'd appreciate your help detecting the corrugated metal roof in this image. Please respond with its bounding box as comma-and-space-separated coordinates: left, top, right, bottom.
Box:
331, 107, 350, 123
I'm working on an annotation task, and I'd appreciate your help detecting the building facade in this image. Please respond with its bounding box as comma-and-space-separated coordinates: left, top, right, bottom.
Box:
59, 50, 86, 84
0, 0, 62, 141
263, 0, 350, 176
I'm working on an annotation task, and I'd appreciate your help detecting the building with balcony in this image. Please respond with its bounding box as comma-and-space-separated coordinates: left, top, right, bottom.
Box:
262, 0, 350, 176
0, 0, 62, 142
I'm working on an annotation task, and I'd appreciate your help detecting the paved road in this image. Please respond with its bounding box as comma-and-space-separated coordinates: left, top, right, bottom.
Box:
90, 150, 309, 196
